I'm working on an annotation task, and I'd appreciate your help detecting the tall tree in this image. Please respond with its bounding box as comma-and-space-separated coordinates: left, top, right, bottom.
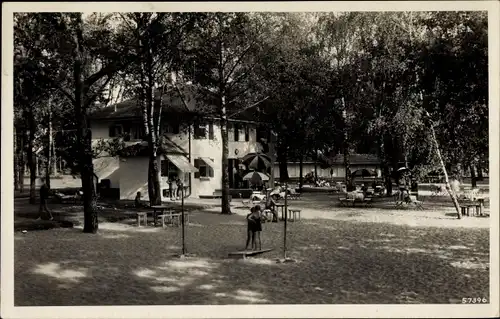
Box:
114, 13, 198, 205
186, 13, 270, 214
18, 12, 137, 233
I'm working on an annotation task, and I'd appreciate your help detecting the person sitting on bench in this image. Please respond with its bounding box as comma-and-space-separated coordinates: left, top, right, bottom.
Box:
134, 191, 148, 208
265, 193, 278, 222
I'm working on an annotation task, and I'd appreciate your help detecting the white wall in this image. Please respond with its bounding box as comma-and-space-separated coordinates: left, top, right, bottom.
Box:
93, 157, 120, 188
118, 156, 149, 200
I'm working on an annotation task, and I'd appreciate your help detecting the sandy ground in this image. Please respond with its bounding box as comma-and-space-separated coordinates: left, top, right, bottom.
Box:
12, 193, 490, 306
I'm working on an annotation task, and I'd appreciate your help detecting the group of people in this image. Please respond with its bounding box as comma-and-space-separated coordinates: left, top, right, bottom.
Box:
168, 176, 183, 201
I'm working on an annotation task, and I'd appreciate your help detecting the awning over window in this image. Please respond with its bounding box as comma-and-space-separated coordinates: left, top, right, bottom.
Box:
199, 157, 216, 168
166, 154, 198, 173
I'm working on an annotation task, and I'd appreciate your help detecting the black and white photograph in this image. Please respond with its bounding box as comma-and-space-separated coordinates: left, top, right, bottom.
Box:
2, 1, 499, 318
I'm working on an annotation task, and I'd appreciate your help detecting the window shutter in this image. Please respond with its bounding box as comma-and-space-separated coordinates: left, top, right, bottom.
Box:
245, 126, 250, 142
194, 159, 200, 178
109, 125, 115, 137
234, 123, 239, 141
209, 166, 214, 177
208, 122, 214, 140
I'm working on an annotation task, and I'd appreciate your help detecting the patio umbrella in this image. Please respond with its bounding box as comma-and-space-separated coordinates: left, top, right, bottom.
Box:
241, 152, 271, 170
243, 171, 270, 183
397, 167, 410, 173
351, 169, 376, 179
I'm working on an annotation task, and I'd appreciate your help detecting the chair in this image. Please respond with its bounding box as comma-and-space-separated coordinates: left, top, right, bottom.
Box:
288, 188, 301, 200
240, 193, 251, 208
409, 195, 424, 210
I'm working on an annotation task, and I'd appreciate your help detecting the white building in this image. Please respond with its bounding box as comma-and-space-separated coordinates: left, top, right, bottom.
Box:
90, 86, 268, 200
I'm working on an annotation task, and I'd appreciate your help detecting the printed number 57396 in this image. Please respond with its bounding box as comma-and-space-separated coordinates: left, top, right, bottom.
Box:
462, 297, 487, 304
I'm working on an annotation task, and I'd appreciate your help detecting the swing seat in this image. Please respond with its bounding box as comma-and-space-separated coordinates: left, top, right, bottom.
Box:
228, 249, 273, 259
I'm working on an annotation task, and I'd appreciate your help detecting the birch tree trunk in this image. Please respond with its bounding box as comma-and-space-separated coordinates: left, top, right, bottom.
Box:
146, 38, 161, 206
299, 154, 304, 190
27, 107, 37, 204
45, 98, 52, 188
429, 122, 462, 218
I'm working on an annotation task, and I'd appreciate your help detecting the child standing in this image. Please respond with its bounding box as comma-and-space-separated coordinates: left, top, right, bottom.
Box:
245, 205, 265, 251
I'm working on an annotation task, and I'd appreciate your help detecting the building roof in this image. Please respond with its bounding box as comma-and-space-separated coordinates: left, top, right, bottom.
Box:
90, 84, 262, 123
285, 152, 380, 167
116, 137, 187, 158
329, 154, 381, 165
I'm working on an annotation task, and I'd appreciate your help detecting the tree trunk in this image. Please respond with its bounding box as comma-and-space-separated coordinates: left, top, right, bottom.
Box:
27, 108, 37, 204
341, 98, 352, 191
73, 14, 98, 233
379, 135, 392, 196
19, 129, 26, 193
220, 95, 231, 215
45, 99, 52, 189
299, 154, 304, 190
429, 123, 461, 219
314, 149, 318, 183
470, 165, 477, 188
14, 127, 19, 191
477, 163, 484, 181
146, 70, 161, 205
277, 139, 289, 183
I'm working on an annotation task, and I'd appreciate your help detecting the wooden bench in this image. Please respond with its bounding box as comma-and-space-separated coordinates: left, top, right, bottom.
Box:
363, 198, 373, 207
339, 198, 355, 207
137, 212, 148, 226
158, 213, 189, 227
288, 209, 301, 221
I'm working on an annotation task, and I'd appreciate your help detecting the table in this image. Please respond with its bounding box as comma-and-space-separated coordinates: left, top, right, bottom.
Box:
150, 205, 172, 227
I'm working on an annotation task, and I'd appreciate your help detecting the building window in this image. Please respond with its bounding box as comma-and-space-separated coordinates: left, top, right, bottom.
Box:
163, 123, 180, 134
194, 122, 207, 139
160, 159, 178, 178
245, 125, 250, 142
132, 125, 145, 140
194, 158, 214, 178
234, 123, 240, 141
109, 124, 123, 138
208, 122, 214, 140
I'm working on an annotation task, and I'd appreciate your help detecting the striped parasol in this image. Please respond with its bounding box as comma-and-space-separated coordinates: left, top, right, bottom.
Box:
241, 152, 271, 170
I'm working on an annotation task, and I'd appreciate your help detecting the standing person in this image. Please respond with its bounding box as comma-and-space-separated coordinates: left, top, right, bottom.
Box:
170, 175, 178, 201
168, 177, 173, 199
176, 176, 183, 200
245, 205, 265, 251
37, 180, 54, 220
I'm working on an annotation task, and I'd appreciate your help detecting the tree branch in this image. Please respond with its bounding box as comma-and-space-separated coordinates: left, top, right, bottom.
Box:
223, 43, 254, 84
84, 75, 114, 109
228, 96, 269, 119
